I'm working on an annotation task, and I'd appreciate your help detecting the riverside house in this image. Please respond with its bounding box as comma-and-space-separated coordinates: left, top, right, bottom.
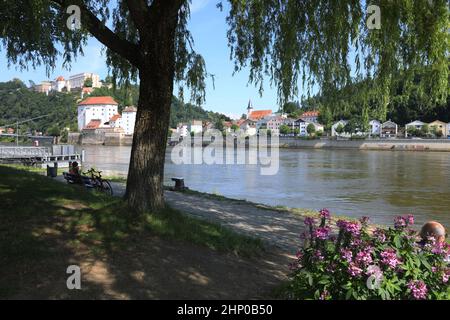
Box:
266, 116, 285, 136
238, 119, 257, 136
428, 120, 448, 138
293, 119, 309, 136
77, 96, 119, 131
331, 120, 348, 137
188, 120, 203, 135
369, 120, 381, 136
381, 120, 398, 138
300, 111, 320, 123
405, 120, 426, 137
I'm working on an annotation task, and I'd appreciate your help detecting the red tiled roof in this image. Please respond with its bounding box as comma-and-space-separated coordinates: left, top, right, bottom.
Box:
56, 76, 65, 81
84, 120, 102, 130
82, 87, 93, 93
78, 96, 118, 106
236, 119, 246, 127
110, 114, 121, 122
248, 110, 272, 120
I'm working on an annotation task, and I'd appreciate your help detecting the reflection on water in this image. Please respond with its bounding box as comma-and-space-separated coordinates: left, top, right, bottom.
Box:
78, 145, 450, 227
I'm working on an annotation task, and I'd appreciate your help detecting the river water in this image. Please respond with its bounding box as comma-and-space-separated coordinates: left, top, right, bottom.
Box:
78, 145, 450, 228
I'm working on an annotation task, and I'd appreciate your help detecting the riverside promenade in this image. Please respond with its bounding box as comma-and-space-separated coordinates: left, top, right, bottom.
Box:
56, 176, 306, 254
279, 137, 450, 152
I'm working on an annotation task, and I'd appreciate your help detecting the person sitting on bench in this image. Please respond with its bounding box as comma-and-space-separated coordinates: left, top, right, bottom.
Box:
69, 161, 82, 184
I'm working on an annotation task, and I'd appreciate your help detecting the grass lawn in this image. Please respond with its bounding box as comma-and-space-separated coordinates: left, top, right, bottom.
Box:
0, 165, 284, 299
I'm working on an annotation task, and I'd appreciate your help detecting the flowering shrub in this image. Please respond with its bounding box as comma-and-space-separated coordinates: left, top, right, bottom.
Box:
288, 210, 450, 300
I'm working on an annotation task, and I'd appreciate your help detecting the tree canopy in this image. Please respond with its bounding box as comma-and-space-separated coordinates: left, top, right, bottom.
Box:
0, 1, 447, 112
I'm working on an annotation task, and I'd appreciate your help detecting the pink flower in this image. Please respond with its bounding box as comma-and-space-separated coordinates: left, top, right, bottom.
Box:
407, 214, 414, 225
319, 208, 331, 220
373, 228, 386, 243
355, 247, 373, 266
442, 271, 449, 284
336, 220, 361, 237
431, 242, 450, 257
313, 227, 330, 240
407, 280, 428, 300
394, 216, 407, 229
394, 214, 414, 229
340, 248, 353, 263
380, 249, 402, 269
348, 262, 363, 277
313, 250, 324, 261
304, 217, 316, 226
350, 238, 362, 247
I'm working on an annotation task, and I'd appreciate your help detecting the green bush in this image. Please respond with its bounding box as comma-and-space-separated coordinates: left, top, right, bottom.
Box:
288, 211, 450, 300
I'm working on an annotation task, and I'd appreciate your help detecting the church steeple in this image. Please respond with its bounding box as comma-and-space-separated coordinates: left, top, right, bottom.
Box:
247, 99, 253, 117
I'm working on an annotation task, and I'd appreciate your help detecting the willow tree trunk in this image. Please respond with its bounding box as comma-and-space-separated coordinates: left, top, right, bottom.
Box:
125, 8, 178, 213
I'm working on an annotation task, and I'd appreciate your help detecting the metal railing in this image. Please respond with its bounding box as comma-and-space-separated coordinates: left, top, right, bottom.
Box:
0, 147, 50, 159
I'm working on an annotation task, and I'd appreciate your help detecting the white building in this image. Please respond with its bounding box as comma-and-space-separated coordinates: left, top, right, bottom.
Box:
405, 120, 426, 137
188, 120, 203, 135
310, 122, 324, 134
176, 123, 189, 137
266, 116, 285, 136
381, 120, 398, 138
238, 119, 257, 136
369, 120, 381, 136
109, 114, 122, 129
69, 73, 101, 90
121, 106, 137, 135
331, 120, 348, 137
33, 81, 52, 95
295, 119, 309, 136
51, 76, 67, 92
77, 96, 119, 131
300, 111, 320, 123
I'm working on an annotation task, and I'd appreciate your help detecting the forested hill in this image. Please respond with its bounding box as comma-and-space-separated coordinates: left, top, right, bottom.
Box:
301, 69, 450, 129
0, 79, 229, 135
0, 79, 78, 135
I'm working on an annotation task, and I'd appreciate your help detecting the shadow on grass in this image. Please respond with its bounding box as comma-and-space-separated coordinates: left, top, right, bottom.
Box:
0, 165, 287, 299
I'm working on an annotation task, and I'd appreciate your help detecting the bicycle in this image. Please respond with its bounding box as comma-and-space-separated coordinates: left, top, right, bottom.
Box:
83, 168, 114, 196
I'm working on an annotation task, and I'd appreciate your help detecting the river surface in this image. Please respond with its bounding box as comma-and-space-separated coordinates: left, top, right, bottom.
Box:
78, 145, 450, 228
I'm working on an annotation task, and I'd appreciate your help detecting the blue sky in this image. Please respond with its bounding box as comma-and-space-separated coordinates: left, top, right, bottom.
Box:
0, 0, 306, 118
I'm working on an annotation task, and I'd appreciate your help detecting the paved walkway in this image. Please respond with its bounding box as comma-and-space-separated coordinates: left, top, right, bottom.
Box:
56, 176, 306, 254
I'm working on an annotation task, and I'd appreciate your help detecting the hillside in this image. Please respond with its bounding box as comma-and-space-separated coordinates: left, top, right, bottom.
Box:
0, 79, 229, 137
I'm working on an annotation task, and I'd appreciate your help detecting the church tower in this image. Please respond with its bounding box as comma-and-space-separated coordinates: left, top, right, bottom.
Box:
247, 99, 253, 118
